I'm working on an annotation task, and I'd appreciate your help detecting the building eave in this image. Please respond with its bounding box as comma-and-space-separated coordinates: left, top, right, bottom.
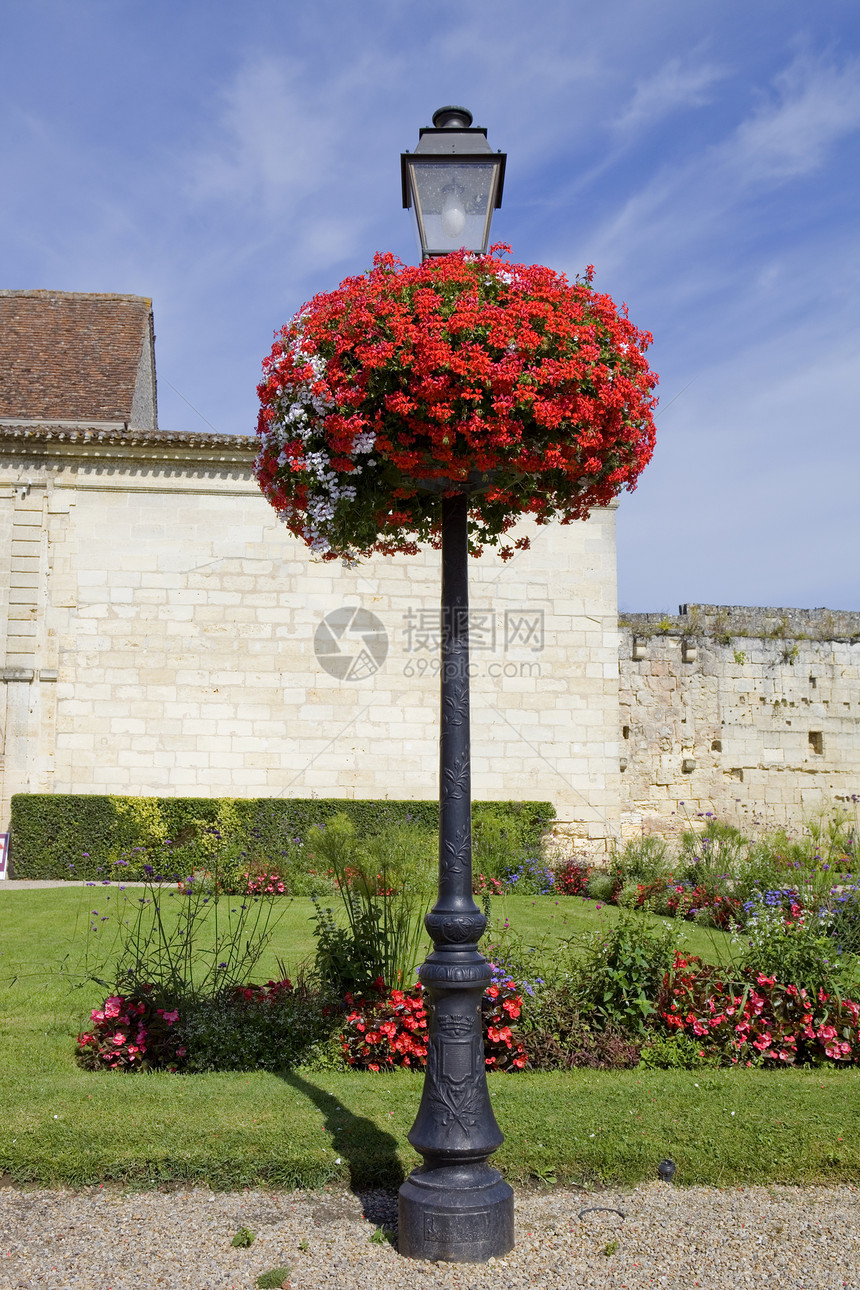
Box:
0, 422, 258, 468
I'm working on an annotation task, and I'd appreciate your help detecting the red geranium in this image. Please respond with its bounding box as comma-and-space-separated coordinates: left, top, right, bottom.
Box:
255, 247, 657, 560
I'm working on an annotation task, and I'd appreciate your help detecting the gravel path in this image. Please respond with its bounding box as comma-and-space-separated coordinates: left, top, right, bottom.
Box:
1, 1182, 858, 1289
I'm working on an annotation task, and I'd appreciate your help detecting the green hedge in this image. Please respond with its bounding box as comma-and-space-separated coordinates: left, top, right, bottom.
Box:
9, 794, 555, 882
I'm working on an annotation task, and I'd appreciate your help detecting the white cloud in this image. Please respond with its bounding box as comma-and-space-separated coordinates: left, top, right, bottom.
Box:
188, 54, 352, 214
730, 52, 860, 182
549, 48, 860, 305
613, 57, 726, 135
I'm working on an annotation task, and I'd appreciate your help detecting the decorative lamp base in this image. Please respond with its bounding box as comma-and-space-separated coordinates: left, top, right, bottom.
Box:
398, 1162, 514, 1262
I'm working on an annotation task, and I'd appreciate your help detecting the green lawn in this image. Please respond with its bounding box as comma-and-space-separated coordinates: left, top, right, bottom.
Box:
2, 885, 857, 1192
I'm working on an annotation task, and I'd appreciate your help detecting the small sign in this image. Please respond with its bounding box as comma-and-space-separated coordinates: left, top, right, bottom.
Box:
0, 834, 9, 880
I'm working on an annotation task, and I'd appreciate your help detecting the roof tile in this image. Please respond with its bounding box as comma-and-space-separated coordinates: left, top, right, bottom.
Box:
0, 290, 152, 422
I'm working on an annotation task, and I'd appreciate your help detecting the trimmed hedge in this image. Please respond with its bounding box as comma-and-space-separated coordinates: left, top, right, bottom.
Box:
8, 794, 555, 882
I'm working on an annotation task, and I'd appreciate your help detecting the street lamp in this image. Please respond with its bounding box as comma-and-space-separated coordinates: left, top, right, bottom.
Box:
397, 109, 515, 1264
401, 106, 506, 259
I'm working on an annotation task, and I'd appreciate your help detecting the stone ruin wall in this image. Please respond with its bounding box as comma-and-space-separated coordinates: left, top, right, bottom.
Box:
618, 604, 860, 840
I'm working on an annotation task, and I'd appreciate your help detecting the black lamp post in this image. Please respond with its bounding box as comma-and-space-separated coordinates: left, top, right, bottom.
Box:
397, 109, 514, 1264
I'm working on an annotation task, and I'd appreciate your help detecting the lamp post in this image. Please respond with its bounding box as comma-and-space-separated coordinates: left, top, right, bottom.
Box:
397, 109, 514, 1264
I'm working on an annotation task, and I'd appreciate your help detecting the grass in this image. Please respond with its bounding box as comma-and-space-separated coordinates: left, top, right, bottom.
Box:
2, 886, 856, 1192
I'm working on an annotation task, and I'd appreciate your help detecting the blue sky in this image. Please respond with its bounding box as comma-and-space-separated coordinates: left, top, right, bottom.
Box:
2, 0, 858, 611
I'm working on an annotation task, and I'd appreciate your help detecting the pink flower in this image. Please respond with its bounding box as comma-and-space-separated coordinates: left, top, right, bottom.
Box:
161, 1010, 179, 1025
103, 996, 124, 1019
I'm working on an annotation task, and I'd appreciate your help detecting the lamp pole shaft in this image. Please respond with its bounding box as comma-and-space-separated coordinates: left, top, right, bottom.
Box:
398, 493, 514, 1263
438, 491, 475, 911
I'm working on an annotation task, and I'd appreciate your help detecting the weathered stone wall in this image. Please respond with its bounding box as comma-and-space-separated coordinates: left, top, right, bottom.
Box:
0, 428, 621, 849
619, 605, 860, 836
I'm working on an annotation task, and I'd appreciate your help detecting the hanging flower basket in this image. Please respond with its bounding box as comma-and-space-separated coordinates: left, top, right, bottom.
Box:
254, 247, 657, 560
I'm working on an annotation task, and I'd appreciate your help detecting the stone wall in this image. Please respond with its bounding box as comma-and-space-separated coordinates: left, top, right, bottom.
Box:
0, 427, 622, 848
619, 605, 860, 836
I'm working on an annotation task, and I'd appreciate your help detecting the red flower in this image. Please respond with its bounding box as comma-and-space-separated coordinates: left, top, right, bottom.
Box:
254, 248, 656, 560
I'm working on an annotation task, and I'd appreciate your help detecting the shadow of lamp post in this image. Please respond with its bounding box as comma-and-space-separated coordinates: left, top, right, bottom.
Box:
396, 107, 514, 1264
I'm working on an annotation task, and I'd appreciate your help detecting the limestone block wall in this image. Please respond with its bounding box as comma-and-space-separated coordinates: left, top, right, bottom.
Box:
0, 428, 621, 846
619, 605, 860, 835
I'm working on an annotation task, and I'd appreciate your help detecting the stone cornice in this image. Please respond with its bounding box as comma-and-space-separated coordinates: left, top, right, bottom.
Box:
0, 422, 257, 467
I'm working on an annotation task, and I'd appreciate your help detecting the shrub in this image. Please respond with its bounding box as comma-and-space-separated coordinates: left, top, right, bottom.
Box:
570, 908, 680, 1034
646, 879, 741, 927
826, 884, 860, 956
585, 869, 616, 903
79, 975, 342, 1074
678, 819, 748, 871
179, 975, 340, 1072
616, 879, 644, 909
356, 821, 438, 895
517, 978, 640, 1070
553, 859, 591, 896
309, 815, 428, 995
733, 892, 860, 998
11, 793, 553, 882
613, 836, 671, 887
471, 805, 552, 881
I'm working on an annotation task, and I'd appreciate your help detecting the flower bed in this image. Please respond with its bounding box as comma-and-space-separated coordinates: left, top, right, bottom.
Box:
475, 813, 859, 951
340, 978, 526, 1072
659, 952, 860, 1065
76, 989, 185, 1072
79, 953, 860, 1075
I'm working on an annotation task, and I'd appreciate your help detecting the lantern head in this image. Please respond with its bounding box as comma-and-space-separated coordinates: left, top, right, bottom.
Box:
401, 106, 506, 259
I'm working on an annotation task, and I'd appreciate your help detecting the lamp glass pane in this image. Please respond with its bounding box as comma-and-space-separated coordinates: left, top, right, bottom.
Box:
409, 160, 498, 254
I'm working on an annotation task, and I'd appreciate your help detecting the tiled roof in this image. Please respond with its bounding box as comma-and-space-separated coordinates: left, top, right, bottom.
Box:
0, 290, 152, 422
